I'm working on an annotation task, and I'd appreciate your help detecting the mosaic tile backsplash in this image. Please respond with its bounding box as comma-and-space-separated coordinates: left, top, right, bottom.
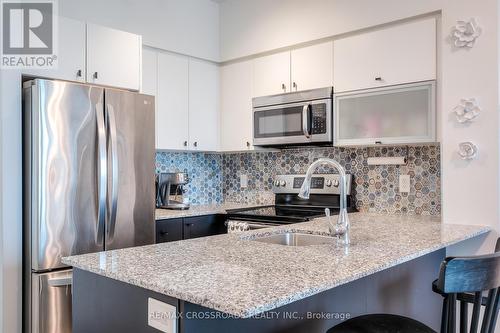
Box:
156, 145, 441, 215
155, 152, 223, 205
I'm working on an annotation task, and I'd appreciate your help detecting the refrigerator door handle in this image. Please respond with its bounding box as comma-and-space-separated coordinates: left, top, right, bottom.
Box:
106, 104, 119, 242
96, 103, 107, 245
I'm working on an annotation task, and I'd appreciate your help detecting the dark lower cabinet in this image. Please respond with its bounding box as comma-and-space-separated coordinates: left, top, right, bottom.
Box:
183, 215, 226, 240
156, 214, 226, 243
155, 218, 183, 243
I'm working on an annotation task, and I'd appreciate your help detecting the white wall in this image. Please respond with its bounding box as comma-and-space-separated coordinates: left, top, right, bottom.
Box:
0, 68, 3, 333
219, 0, 442, 61
60, 0, 220, 61
440, 0, 500, 254
0, 69, 23, 333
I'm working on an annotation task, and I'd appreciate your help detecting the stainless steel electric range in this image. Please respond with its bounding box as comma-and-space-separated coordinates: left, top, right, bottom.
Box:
226, 174, 355, 230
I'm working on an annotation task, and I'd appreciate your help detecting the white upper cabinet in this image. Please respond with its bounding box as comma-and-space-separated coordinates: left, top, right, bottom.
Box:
141, 48, 158, 146
156, 52, 189, 150
334, 18, 436, 92
24, 17, 86, 82
86, 23, 142, 91
252, 51, 291, 97
25, 20, 142, 91
188, 59, 220, 152
291, 41, 333, 92
220, 60, 254, 152
148, 52, 219, 152
252, 43, 334, 97
141, 48, 157, 96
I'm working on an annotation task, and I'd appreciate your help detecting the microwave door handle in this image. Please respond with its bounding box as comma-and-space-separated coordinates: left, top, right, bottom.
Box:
302, 104, 311, 138
106, 104, 119, 242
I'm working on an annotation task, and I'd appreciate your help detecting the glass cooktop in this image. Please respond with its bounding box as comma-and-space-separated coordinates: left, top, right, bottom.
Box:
227, 205, 340, 223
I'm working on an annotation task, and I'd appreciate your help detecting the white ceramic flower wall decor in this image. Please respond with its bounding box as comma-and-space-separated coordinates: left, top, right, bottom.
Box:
454, 98, 481, 123
458, 142, 478, 160
452, 18, 482, 48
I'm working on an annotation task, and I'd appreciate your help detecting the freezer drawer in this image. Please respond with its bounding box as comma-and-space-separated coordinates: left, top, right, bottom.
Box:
30, 270, 72, 333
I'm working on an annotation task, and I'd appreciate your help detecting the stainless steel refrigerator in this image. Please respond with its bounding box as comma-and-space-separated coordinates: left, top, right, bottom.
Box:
22, 79, 156, 333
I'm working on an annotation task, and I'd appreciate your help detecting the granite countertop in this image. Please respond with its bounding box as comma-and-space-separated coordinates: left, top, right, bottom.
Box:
63, 213, 490, 318
155, 202, 263, 220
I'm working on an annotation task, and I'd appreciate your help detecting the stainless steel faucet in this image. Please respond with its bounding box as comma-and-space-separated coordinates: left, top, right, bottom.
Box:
298, 158, 350, 244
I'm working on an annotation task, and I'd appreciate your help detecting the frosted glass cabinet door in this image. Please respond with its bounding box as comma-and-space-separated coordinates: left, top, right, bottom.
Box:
335, 81, 436, 146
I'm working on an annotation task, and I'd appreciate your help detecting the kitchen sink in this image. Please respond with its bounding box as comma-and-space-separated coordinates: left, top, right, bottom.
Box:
251, 232, 336, 246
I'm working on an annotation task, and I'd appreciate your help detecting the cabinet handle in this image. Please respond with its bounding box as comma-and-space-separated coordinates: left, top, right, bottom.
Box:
183, 141, 188, 147
375, 141, 382, 145
193, 142, 198, 148
93, 72, 98, 80
76, 69, 82, 78
293, 82, 297, 91
159, 231, 169, 236
246, 141, 251, 148
281, 83, 286, 92
185, 223, 194, 227
375, 77, 382, 81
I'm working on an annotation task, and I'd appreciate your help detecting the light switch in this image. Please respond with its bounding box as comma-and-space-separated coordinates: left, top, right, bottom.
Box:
399, 175, 411, 193
240, 174, 248, 188
148, 298, 177, 333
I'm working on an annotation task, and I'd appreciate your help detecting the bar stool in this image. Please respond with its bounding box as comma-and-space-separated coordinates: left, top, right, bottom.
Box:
327, 238, 500, 333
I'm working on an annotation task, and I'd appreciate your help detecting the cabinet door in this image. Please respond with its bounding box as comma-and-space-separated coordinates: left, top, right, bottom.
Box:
156, 218, 183, 243
24, 17, 85, 82
335, 81, 436, 146
157, 52, 189, 150
291, 41, 333, 92
86, 23, 142, 91
141, 48, 158, 146
141, 48, 157, 96
252, 51, 291, 97
183, 215, 226, 240
188, 59, 219, 151
220, 60, 254, 152
334, 18, 436, 92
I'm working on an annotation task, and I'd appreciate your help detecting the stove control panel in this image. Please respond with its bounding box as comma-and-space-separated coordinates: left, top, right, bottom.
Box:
273, 174, 352, 195
292, 177, 324, 189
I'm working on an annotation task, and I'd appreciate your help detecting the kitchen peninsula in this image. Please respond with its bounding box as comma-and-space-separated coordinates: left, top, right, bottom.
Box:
63, 213, 490, 333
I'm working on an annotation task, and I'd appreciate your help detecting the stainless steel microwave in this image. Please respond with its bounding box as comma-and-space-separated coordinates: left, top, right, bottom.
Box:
252, 87, 333, 146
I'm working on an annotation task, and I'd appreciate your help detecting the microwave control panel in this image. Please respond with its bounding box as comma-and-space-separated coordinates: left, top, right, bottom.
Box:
311, 103, 327, 134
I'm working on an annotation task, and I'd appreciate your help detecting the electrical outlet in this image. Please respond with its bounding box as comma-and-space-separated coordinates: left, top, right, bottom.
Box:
240, 174, 248, 188
148, 298, 177, 333
399, 174, 411, 193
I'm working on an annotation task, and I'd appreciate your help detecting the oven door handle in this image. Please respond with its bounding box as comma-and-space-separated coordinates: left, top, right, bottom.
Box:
225, 221, 278, 229
247, 222, 278, 229
302, 104, 311, 138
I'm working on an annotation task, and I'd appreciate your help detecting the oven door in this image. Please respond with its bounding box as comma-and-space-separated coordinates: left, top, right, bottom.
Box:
253, 99, 332, 146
